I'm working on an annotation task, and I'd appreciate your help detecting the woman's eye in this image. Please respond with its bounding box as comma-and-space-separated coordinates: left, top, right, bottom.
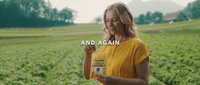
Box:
113, 19, 118, 21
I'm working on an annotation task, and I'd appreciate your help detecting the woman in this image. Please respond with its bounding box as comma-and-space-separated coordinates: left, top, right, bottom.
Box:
84, 2, 149, 85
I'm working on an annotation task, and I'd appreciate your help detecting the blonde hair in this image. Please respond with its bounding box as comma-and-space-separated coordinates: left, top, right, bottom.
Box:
103, 2, 138, 41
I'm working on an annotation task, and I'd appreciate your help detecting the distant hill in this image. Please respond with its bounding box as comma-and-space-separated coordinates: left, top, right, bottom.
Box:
90, 0, 185, 23
127, 0, 185, 17
89, 15, 104, 24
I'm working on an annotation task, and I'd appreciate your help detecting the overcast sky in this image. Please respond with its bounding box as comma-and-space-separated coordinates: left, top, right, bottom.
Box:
44, 0, 195, 23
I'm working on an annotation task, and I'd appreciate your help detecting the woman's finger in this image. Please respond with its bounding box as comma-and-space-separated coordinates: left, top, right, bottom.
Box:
85, 46, 90, 51
91, 45, 96, 51
94, 45, 96, 51
97, 78, 107, 84
84, 45, 96, 53
88, 45, 92, 50
84, 46, 87, 51
95, 74, 106, 78
86, 46, 90, 51
88, 45, 95, 51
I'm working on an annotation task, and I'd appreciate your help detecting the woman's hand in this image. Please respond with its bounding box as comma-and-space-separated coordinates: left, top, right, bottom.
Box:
84, 45, 96, 80
84, 45, 96, 54
96, 74, 119, 85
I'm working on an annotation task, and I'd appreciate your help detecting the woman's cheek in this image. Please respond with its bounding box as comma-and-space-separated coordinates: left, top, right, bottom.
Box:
115, 22, 121, 26
117, 23, 123, 29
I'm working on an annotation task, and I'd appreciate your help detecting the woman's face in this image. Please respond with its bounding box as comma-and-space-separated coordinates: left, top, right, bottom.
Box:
105, 10, 124, 35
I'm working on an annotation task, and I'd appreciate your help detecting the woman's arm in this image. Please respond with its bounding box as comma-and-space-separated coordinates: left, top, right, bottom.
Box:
84, 53, 92, 80
117, 58, 149, 85
96, 58, 149, 85
84, 45, 96, 80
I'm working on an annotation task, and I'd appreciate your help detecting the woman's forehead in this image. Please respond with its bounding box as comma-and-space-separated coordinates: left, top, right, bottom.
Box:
106, 10, 119, 18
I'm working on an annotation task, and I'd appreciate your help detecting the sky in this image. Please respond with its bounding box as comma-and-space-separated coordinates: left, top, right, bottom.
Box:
44, 0, 195, 24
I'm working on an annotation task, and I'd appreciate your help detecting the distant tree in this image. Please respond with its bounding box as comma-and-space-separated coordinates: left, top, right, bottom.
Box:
31, 0, 45, 18
43, 0, 53, 20
95, 17, 102, 24
2, 0, 22, 27
146, 11, 152, 21
133, 17, 139, 24
138, 14, 146, 24
60, 7, 73, 22
145, 11, 153, 24
182, 0, 200, 19
52, 8, 58, 21
183, 3, 193, 14
0, 2, 3, 21
152, 11, 163, 23
60, 7, 77, 23
70, 9, 78, 23
0, 0, 77, 28
0, 1, 5, 27
176, 12, 188, 21
191, 0, 200, 19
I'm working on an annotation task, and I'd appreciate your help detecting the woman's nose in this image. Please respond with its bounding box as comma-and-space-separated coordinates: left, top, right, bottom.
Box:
107, 21, 113, 27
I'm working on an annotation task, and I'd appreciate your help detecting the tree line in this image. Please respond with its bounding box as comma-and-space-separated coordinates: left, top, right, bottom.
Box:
134, 11, 163, 25
182, 0, 200, 19
0, 0, 77, 28
134, 0, 200, 25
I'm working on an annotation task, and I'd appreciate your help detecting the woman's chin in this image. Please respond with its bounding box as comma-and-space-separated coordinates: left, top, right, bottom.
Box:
110, 33, 115, 35
110, 31, 116, 35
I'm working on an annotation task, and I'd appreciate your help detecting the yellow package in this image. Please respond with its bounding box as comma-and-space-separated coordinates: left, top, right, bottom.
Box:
90, 51, 106, 80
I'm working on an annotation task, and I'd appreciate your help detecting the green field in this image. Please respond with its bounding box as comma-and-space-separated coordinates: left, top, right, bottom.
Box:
0, 19, 200, 85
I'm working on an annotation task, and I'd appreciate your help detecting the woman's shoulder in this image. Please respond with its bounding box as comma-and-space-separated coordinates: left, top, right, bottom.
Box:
127, 37, 145, 46
132, 38, 148, 51
123, 37, 148, 52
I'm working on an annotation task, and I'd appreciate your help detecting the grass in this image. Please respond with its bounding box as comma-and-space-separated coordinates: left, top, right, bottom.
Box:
0, 19, 200, 85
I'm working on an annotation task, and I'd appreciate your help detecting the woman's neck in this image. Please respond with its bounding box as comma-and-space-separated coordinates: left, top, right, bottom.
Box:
115, 34, 127, 44
114, 34, 135, 44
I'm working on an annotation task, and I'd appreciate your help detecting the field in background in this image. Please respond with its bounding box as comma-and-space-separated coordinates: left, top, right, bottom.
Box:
0, 19, 200, 85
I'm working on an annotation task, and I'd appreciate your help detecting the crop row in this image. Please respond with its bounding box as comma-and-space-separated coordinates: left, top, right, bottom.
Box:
0, 42, 72, 84
142, 34, 200, 85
